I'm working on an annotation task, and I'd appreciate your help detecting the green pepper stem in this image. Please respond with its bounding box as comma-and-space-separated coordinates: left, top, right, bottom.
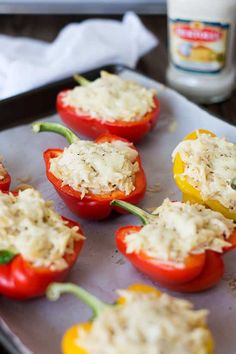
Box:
73, 74, 91, 86
111, 200, 155, 225
32, 122, 79, 144
231, 178, 236, 190
0, 250, 16, 265
46, 283, 107, 316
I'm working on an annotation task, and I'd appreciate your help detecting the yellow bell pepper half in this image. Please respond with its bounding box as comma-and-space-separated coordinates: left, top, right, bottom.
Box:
173, 129, 236, 220
46, 282, 214, 354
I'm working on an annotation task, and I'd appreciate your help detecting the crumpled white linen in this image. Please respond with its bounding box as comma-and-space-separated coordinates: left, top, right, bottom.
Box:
0, 12, 157, 99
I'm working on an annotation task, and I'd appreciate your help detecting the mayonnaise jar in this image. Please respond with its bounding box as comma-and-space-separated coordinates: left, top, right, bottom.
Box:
166, 0, 236, 103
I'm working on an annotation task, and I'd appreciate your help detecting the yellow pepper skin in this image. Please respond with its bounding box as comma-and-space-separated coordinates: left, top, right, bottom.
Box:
173, 129, 236, 220
61, 284, 214, 354
62, 323, 91, 354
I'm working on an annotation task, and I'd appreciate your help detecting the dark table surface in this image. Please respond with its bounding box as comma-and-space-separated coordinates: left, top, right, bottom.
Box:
0, 13, 235, 354
0, 0, 167, 15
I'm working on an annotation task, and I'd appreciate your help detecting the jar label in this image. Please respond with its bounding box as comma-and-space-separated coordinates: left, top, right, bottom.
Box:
169, 19, 230, 74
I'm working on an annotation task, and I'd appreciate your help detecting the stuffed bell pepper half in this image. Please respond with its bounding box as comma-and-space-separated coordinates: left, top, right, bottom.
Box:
56, 71, 160, 142
0, 188, 84, 300
172, 129, 236, 220
111, 198, 236, 292
47, 282, 214, 354
32, 122, 146, 220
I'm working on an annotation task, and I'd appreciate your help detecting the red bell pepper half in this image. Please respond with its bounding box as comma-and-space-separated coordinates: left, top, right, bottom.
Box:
32, 122, 146, 220
0, 165, 11, 191
0, 215, 84, 300
56, 75, 160, 142
111, 200, 236, 293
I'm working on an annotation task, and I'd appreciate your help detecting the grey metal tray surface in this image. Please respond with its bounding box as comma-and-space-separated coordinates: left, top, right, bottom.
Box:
0, 0, 166, 15
0, 65, 236, 354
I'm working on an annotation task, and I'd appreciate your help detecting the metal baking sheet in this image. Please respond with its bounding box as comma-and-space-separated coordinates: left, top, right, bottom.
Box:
0, 67, 235, 354
0, 0, 166, 15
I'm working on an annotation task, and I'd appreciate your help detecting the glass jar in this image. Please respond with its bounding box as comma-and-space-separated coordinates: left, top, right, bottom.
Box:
166, 0, 236, 103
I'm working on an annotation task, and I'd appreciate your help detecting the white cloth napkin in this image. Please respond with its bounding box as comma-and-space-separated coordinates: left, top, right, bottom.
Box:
0, 12, 157, 99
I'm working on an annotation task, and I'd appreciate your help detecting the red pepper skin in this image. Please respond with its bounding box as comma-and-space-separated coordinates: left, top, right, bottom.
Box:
223, 230, 236, 252
0, 171, 11, 192
0, 218, 84, 300
116, 226, 236, 293
43, 135, 146, 220
57, 91, 160, 142
166, 251, 224, 293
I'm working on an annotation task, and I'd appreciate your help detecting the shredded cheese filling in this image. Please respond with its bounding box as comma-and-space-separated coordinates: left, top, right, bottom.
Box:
172, 133, 236, 212
62, 71, 156, 122
124, 199, 234, 264
77, 290, 211, 354
0, 189, 84, 270
0, 161, 7, 180
50, 140, 139, 198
